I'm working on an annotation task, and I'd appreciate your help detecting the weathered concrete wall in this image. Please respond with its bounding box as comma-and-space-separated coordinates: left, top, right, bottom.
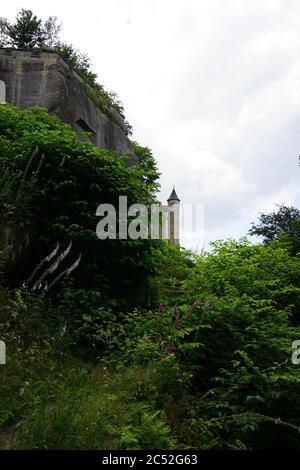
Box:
0, 49, 138, 165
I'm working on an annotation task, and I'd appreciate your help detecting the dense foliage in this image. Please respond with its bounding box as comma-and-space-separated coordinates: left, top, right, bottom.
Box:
0, 105, 300, 450
0, 104, 160, 310
1, 237, 300, 449
0, 9, 60, 50
249, 205, 300, 255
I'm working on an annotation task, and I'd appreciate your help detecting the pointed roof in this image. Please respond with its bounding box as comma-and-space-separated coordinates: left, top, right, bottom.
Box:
167, 186, 180, 202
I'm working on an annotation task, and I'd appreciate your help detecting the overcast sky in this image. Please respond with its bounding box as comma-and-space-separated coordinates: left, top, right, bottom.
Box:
2, 0, 300, 249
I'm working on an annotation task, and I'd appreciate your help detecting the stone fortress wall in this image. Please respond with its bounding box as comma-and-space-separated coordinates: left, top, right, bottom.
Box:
0, 48, 138, 165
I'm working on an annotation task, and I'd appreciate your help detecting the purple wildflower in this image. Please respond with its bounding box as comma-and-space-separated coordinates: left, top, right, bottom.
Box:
67, 254, 82, 275
49, 259, 60, 274
46, 243, 60, 263
158, 303, 165, 314
163, 343, 176, 356
158, 335, 163, 346
60, 240, 72, 261
205, 299, 211, 309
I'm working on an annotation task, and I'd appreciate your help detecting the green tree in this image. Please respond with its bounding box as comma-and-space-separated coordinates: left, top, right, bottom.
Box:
249, 205, 300, 254
132, 143, 161, 192
0, 9, 61, 50
3, 9, 48, 49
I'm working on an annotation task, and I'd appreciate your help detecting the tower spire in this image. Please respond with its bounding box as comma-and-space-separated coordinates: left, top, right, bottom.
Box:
167, 186, 180, 202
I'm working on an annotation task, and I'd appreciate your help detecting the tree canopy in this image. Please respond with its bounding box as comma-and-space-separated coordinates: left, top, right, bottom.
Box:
0, 9, 61, 49
249, 205, 300, 254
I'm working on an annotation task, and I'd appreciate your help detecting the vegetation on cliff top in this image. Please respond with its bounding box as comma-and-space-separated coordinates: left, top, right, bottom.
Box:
0, 9, 132, 134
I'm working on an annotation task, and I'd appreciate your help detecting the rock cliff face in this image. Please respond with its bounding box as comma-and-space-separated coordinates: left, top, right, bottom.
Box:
0, 48, 138, 165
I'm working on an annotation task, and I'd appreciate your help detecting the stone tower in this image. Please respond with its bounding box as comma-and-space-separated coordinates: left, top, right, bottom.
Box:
167, 187, 180, 245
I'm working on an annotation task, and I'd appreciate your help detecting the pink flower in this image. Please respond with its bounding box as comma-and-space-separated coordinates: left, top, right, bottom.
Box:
60, 241, 72, 261
49, 259, 60, 274
67, 254, 82, 275
163, 343, 176, 356
158, 304, 165, 314
46, 243, 60, 263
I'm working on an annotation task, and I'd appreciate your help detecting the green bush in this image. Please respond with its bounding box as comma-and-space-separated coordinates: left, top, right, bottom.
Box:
0, 104, 162, 309
1, 104, 300, 450
12, 364, 178, 450
104, 239, 300, 448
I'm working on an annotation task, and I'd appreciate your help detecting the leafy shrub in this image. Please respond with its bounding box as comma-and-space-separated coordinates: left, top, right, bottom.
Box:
12, 365, 178, 450
0, 104, 162, 308
104, 239, 300, 448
